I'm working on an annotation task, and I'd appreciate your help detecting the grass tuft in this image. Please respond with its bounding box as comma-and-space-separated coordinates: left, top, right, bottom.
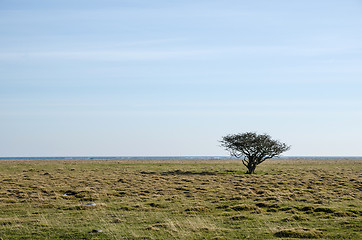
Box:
274, 228, 323, 238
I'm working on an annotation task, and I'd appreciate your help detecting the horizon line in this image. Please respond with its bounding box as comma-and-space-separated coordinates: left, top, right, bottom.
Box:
1, 155, 362, 160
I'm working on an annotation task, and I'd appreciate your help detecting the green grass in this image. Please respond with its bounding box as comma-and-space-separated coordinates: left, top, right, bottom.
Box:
0, 158, 361, 239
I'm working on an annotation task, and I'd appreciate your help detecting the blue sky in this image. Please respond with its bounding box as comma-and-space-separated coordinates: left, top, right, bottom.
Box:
1, 0, 362, 157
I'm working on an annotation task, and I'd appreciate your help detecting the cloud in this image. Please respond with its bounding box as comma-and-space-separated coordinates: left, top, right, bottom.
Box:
0, 49, 215, 61
1, 44, 360, 62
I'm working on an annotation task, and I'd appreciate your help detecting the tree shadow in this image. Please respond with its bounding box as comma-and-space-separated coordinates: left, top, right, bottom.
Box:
161, 169, 221, 176
139, 169, 221, 175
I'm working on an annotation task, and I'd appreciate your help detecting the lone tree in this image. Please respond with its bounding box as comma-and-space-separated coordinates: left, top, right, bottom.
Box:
220, 132, 290, 174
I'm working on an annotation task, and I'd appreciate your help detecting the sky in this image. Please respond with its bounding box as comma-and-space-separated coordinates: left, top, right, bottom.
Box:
1, 0, 362, 157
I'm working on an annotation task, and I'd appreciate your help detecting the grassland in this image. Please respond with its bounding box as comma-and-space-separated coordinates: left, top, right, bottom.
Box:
0, 158, 361, 239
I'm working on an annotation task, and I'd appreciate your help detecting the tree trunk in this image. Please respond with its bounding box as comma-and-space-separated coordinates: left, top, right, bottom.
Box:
246, 164, 256, 174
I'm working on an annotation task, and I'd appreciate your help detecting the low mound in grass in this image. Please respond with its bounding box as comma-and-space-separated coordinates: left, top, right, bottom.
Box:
274, 228, 323, 238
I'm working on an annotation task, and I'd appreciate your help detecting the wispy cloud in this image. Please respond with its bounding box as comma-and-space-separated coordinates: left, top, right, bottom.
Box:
0, 44, 360, 61
0, 49, 213, 61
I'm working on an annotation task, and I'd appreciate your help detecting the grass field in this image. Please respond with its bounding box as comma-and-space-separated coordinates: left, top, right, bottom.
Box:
0, 158, 361, 239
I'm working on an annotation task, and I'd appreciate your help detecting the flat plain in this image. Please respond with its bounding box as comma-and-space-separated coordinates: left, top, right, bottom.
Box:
0, 158, 361, 239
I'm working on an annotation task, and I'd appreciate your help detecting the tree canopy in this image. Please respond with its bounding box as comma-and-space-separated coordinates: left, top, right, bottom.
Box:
220, 132, 290, 174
